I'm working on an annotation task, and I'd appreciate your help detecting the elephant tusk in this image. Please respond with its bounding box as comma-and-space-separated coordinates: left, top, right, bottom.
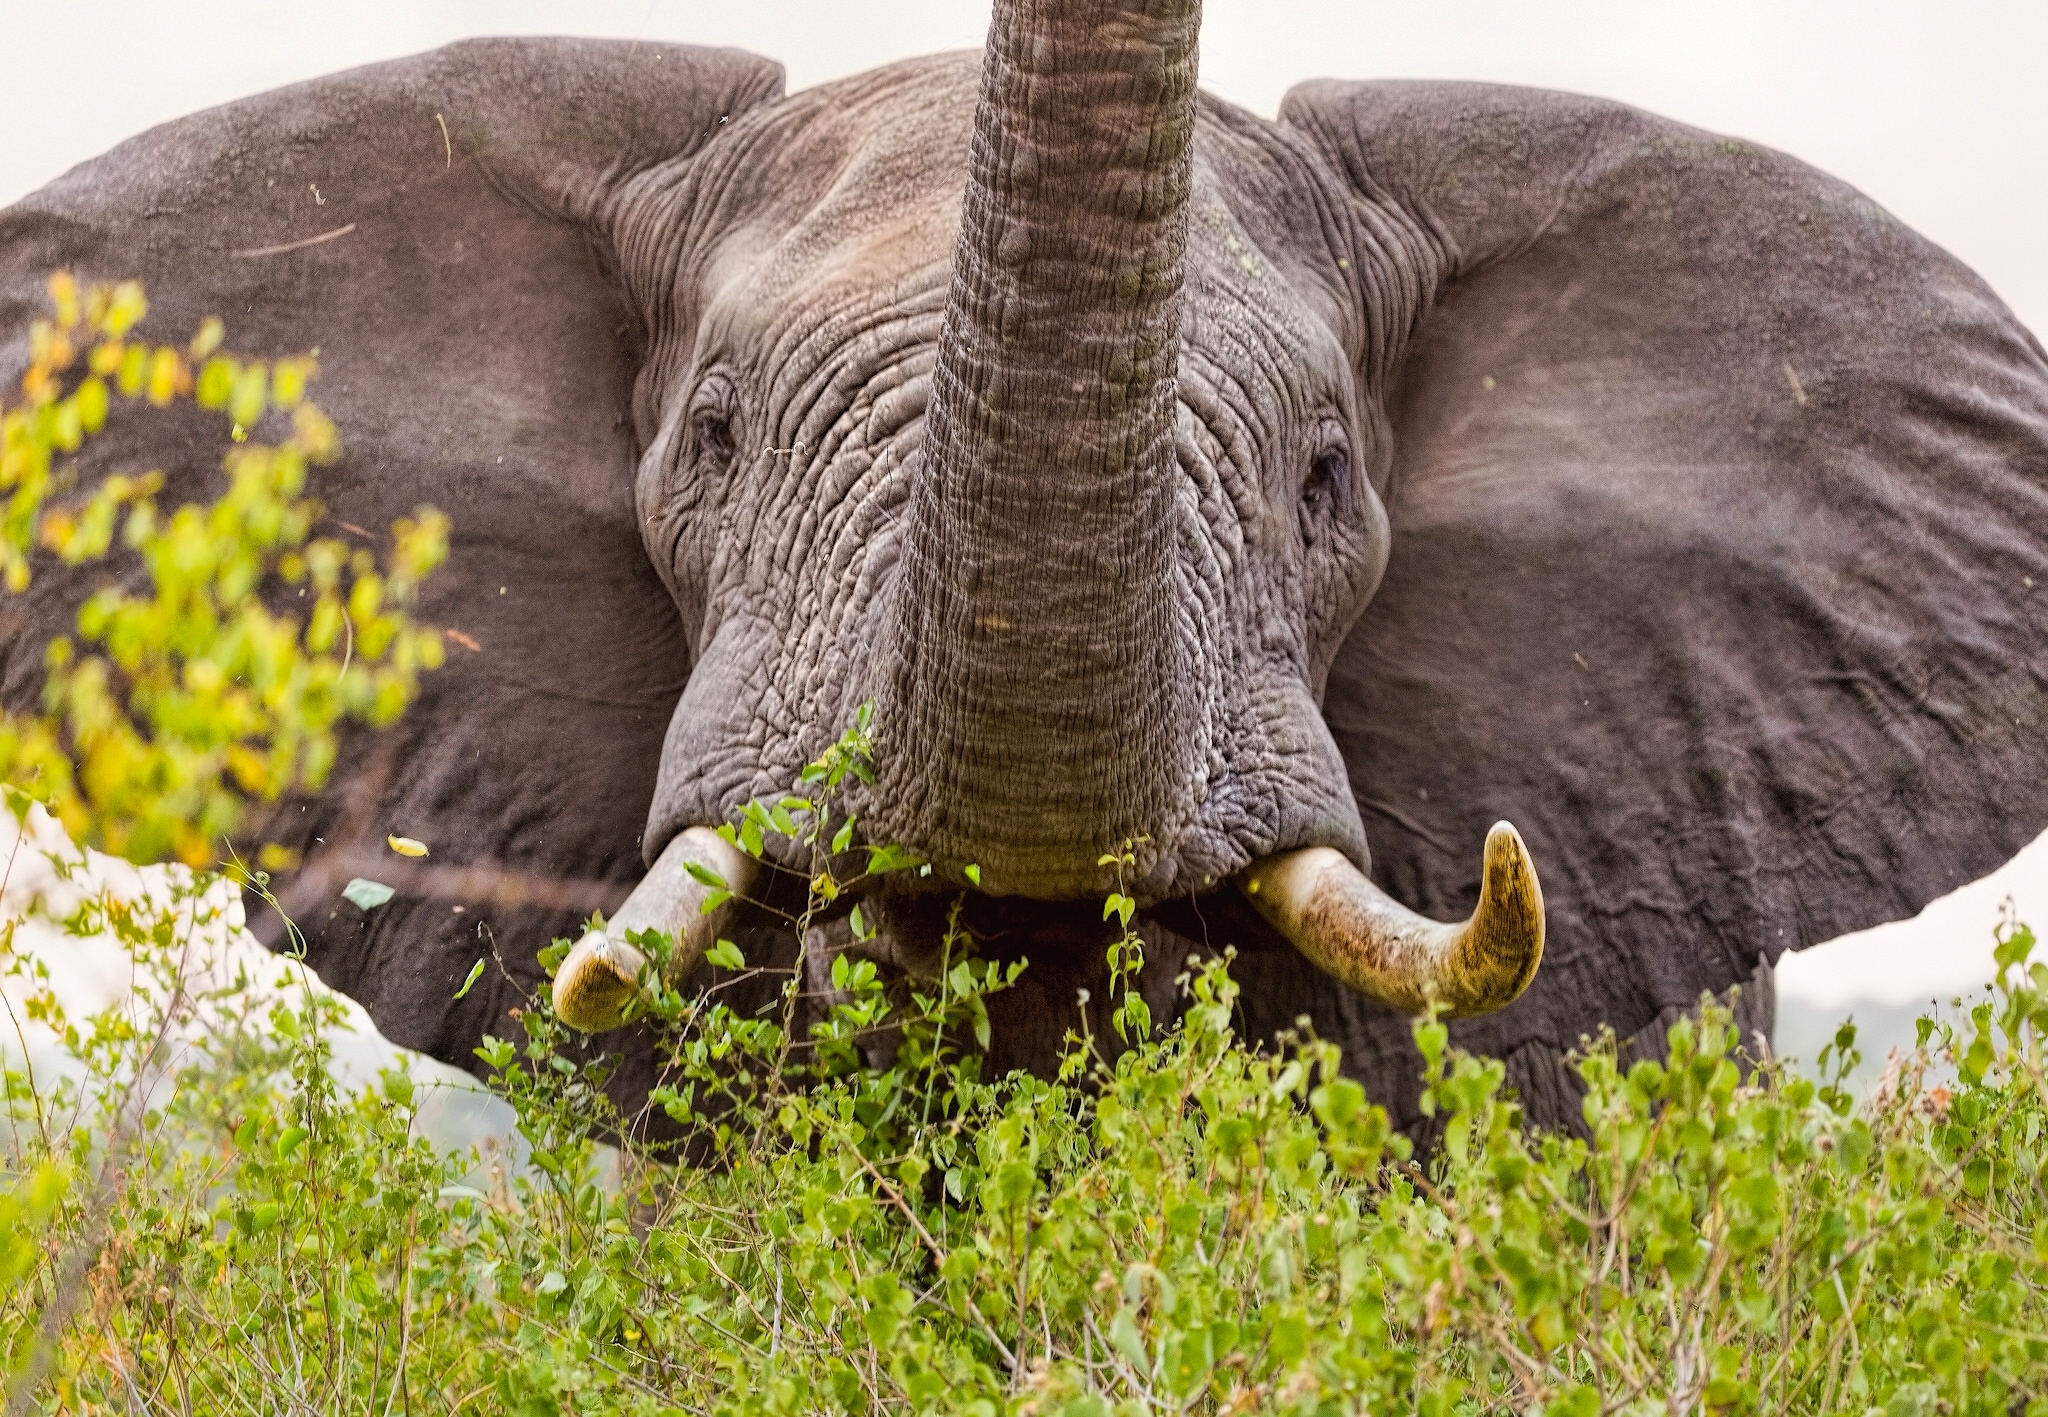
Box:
550, 826, 758, 1033
1236, 821, 1545, 1018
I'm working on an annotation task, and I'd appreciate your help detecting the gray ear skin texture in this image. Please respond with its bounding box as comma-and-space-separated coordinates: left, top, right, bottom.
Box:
1261, 79, 2048, 1129
0, 40, 785, 1077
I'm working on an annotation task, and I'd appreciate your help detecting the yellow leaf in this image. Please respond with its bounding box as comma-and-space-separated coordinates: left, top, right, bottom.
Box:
146, 347, 181, 407
188, 316, 225, 361
229, 363, 268, 427
347, 572, 383, 623
387, 835, 428, 858
292, 403, 340, 463
195, 355, 237, 409
38, 511, 75, 553
174, 827, 212, 870
227, 747, 267, 793
116, 343, 146, 397
257, 842, 301, 871
75, 377, 108, 434
47, 272, 79, 331
271, 357, 310, 409
103, 281, 147, 339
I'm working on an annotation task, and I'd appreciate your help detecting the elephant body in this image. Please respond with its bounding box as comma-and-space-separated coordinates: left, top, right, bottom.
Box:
3, 19, 2044, 1134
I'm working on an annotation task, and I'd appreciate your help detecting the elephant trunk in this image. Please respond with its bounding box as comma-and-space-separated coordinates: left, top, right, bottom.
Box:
877, 0, 1204, 897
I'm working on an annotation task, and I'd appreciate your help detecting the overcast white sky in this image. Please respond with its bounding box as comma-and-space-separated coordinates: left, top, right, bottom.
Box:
4, 0, 2046, 1012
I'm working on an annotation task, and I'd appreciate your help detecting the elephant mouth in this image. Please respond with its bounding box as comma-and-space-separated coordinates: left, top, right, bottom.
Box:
549, 820, 1546, 1037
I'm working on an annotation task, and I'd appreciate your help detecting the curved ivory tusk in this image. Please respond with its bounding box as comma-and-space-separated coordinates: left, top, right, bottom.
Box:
551, 826, 759, 1033
1237, 821, 1545, 1018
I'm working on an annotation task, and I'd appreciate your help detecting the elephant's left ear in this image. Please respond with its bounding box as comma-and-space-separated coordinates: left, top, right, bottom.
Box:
1279, 81, 2048, 1069
0, 40, 784, 1065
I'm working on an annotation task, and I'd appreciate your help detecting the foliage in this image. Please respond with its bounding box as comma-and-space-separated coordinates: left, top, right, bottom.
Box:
0, 272, 448, 867
3, 720, 2048, 1413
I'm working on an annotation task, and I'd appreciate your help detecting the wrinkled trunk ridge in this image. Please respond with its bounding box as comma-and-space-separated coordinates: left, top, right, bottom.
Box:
879, 0, 1204, 897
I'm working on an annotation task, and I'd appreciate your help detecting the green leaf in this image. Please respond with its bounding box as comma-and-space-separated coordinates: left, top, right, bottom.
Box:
194, 356, 237, 409
865, 843, 922, 875
341, 878, 394, 910
452, 957, 486, 1000
963, 863, 981, 887
229, 362, 269, 428
684, 860, 728, 890
706, 938, 746, 971
831, 817, 856, 854
1546, 1386, 1601, 1417
1109, 1306, 1150, 1375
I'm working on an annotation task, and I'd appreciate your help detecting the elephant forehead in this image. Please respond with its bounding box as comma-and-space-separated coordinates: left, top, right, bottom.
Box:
694, 56, 1357, 376
701, 56, 977, 345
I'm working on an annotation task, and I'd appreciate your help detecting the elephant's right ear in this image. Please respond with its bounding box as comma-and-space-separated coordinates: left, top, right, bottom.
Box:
1275, 79, 2048, 1112
0, 40, 783, 1064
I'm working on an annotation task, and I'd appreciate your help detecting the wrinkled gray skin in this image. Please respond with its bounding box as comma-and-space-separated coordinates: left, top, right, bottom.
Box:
636, 55, 1379, 893
3, 3, 2046, 1137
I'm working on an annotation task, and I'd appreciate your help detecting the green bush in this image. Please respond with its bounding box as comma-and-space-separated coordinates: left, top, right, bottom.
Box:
4, 717, 2048, 1414
3, 279, 2046, 1414
0, 272, 447, 867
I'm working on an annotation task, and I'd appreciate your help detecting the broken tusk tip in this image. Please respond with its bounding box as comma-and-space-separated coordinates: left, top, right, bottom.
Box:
550, 930, 638, 1033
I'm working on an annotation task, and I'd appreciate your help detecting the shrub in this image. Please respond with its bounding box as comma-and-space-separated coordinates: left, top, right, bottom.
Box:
4, 721, 2048, 1413
0, 272, 447, 866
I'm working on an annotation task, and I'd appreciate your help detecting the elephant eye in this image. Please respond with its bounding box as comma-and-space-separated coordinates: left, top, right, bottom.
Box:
692, 408, 737, 474
1305, 445, 1351, 517
679, 369, 743, 484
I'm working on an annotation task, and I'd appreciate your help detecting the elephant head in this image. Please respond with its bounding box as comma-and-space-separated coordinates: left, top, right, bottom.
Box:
4, 3, 2045, 1132
554, 0, 1544, 1037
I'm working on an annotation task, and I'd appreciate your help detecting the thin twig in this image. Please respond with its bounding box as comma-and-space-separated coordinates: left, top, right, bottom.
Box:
856, 1154, 1019, 1371
230, 224, 358, 260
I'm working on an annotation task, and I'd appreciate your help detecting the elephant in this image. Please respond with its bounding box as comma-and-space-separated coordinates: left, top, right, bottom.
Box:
4, 0, 2047, 1139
